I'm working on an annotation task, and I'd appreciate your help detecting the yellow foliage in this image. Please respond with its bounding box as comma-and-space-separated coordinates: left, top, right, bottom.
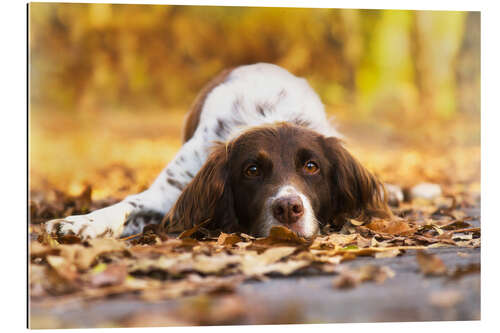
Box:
29, 4, 479, 123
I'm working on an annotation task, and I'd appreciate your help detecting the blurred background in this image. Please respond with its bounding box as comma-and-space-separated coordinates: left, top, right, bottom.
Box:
29, 3, 480, 205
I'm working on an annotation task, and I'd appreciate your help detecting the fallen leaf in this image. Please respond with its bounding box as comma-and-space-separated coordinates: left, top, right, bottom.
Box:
176, 294, 247, 325
59, 238, 127, 270
216, 233, 243, 246
88, 264, 128, 287
240, 247, 300, 276
447, 263, 480, 281
349, 219, 365, 226
30, 241, 59, 258
374, 249, 401, 258
332, 269, 359, 289
440, 220, 471, 230
311, 234, 358, 249
121, 312, 192, 327
139, 275, 244, 302
177, 219, 211, 239
416, 250, 447, 276
46, 255, 79, 282
254, 226, 310, 246
192, 253, 241, 274
333, 265, 395, 289
358, 265, 395, 283
365, 219, 416, 236
429, 290, 463, 308
44, 255, 80, 295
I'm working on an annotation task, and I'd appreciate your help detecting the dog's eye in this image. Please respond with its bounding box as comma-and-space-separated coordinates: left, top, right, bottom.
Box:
304, 161, 319, 174
244, 164, 261, 177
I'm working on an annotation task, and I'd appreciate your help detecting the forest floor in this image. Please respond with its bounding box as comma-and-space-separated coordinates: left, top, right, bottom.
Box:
28, 109, 481, 328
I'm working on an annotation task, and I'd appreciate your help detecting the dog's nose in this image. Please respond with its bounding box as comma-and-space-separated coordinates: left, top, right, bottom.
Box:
272, 195, 304, 225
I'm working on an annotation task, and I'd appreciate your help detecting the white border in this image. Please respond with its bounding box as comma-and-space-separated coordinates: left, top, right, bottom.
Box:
3, 1, 498, 333
14, 0, 485, 11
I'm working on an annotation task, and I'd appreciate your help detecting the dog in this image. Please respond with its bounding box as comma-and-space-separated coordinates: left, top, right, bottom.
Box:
45, 63, 390, 239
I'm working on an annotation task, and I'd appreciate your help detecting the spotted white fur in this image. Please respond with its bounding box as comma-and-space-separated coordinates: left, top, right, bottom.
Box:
45, 63, 340, 239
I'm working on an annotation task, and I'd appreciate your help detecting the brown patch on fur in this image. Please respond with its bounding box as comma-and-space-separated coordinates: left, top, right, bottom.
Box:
97, 227, 113, 238
322, 137, 392, 227
77, 224, 88, 237
182, 68, 234, 143
215, 119, 226, 138
167, 177, 184, 191
162, 143, 237, 233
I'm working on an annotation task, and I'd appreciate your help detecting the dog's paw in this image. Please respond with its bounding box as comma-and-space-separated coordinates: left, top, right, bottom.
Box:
45, 215, 116, 240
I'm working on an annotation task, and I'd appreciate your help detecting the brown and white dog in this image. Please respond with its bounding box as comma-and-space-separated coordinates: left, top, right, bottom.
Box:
45, 63, 390, 239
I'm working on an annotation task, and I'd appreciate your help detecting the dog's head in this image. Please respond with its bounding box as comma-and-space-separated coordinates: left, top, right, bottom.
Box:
165, 123, 390, 238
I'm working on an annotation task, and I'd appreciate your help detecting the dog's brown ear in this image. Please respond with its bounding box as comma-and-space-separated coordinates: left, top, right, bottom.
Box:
162, 143, 237, 234
322, 137, 391, 226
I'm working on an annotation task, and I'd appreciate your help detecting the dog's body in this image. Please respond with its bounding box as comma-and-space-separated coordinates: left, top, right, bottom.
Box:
45, 63, 388, 239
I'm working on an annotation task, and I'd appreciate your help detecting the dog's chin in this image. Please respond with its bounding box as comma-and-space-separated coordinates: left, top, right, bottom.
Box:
257, 217, 319, 239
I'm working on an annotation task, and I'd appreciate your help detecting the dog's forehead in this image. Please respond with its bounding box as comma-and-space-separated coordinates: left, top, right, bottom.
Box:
230, 124, 322, 155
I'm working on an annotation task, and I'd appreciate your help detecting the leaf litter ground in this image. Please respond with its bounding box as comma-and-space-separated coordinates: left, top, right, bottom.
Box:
29, 112, 480, 327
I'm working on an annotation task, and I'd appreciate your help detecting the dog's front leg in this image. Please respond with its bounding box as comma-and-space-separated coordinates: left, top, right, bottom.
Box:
44, 136, 210, 239
43, 188, 175, 239
44, 201, 136, 239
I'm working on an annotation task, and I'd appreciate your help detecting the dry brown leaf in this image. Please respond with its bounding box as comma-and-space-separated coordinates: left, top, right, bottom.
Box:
413, 235, 456, 246
240, 259, 309, 276
440, 220, 471, 230
337, 246, 409, 258
294, 251, 343, 265
44, 255, 81, 295
240, 247, 299, 276
140, 276, 243, 302
312, 234, 357, 249
234, 241, 252, 250
46, 255, 79, 282
332, 270, 359, 289
447, 263, 480, 281
129, 252, 192, 276
356, 235, 372, 248
175, 294, 247, 325
253, 226, 310, 247
30, 241, 59, 258
59, 238, 127, 270
374, 249, 401, 258
455, 238, 481, 248
128, 239, 183, 258
333, 265, 395, 289
259, 246, 297, 263
192, 253, 241, 274
416, 250, 447, 276
429, 290, 464, 308
349, 219, 365, 226
177, 219, 210, 239
121, 312, 192, 327
365, 218, 416, 236
216, 233, 243, 246
88, 263, 128, 287
358, 265, 395, 283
